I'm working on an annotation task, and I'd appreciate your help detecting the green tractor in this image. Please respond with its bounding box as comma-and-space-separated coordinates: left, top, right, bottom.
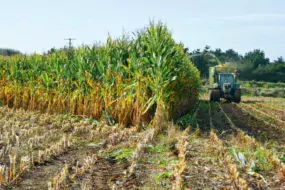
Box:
208, 65, 241, 103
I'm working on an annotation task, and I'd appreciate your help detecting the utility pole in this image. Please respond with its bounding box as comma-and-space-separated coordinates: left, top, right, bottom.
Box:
64, 38, 76, 49
64, 38, 76, 62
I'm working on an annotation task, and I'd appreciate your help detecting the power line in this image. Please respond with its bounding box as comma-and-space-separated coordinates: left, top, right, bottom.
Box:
64, 38, 76, 49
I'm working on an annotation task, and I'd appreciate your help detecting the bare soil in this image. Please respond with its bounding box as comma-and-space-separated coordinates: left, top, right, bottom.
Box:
77, 157, 130, 190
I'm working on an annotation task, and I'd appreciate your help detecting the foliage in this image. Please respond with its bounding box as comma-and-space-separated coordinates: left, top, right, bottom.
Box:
154, 171, 173, 184
279, 155, 285, 164
0, 22, 201, 128
109, 148, 135, 159
243, 49, 270, 69
0, 48, 21, 56
253, 146, 274, 172
188, 46, 285, 82
240, 81, 285, 98
188, 47, 242, 78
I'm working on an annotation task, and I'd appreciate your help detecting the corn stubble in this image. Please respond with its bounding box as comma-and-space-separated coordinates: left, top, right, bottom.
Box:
209, 131, 248, 190
0, 106, 114, 188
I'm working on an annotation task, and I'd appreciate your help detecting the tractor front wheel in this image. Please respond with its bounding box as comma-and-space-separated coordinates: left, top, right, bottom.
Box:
233, 89, 241, 103
209, 90, 220, 102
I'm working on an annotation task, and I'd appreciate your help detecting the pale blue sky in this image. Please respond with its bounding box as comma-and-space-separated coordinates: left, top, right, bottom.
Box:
1, 0, 284, 60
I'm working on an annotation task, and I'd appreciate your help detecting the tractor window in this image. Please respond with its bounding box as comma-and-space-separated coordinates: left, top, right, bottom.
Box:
219, 74, 234, 85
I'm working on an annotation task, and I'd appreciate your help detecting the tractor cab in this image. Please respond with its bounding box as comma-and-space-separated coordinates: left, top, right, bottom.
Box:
219, 73, 235, 99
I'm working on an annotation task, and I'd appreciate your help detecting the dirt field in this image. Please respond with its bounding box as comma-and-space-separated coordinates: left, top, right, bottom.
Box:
0, 96, 284, 189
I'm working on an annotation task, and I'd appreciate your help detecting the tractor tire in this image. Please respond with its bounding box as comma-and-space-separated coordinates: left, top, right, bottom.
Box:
213, 90, 220, 102
209, 90, 220, 102
233, 89, 241, 103
209, 90, 213, 101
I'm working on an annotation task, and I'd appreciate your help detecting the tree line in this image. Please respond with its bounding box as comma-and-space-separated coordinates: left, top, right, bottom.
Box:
1, 46, 284, 82
187, 46, 285, 82
0, 48, 21, 56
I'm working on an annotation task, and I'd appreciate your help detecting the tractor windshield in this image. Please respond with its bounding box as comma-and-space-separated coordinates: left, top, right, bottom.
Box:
219, 74, 234, 86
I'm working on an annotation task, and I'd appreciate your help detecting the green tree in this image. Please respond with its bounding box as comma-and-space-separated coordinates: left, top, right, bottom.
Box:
0, 48, 21, 56
274, 56, 285, 64
243, 49, 269, 69
189, 46, 217, 78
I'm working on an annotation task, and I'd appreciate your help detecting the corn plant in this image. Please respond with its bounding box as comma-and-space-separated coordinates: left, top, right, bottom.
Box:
0, 22, 200, 128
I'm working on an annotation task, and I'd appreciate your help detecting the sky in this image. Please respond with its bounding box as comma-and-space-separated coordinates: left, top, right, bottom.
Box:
1, 0, 284, 60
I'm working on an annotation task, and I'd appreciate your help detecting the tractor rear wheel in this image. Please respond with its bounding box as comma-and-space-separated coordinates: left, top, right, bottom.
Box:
233, 89, 241, 103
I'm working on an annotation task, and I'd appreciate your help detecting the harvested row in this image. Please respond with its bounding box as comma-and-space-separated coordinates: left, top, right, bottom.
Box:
15, 123, 139, 190
182, 131, 233, 189
0, 108, 72, 187
240, 103, 285, 127
176, 101, 235, 189
253, 102, 285, 121
208, 130, 248, 189
219, 103, 285, 188
242, 97, 285, 105
0, 108, 58, 150
172, 128, 188, 190
110, 128, 155, 189
14, 146, 101, 190
224, 103, 285, 142
195, 101, 285, 188
72, 129, 152, 189
207, 102, 249, 189
45, 126, 150, 189
0, 106, 131, 189
0, 128, 73, 188
262, 101, 285, 112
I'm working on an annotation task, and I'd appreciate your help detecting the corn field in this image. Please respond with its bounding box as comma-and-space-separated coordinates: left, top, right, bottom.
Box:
0, 22, 200, 127
0, 22, 285, 190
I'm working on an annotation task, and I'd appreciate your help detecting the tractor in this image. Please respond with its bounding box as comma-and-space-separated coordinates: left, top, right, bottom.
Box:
208, 65, 241, 103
